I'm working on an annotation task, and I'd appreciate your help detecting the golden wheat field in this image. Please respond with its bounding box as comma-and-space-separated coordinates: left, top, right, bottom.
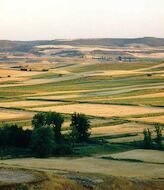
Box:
0, 109, 34, 121
30, 103, 164, 117
0, 100, 62, 108
130, 115, 164, 124
91, 122, 152, 136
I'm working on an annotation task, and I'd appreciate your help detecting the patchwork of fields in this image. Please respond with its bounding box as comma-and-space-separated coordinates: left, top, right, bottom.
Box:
0, 44, 164, 188
0, 54, 164, 143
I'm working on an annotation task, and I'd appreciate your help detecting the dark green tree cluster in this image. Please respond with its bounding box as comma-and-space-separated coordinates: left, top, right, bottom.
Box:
31, 125, 55, 158
32, 112, 64, 143
143, 128, 152, 149
70, 113, 90, 142
0, 124, 31, 148
31, 112, 91, 157
0, 124, 32, 159
143, 124, 163, 150
0, 112, 91, 158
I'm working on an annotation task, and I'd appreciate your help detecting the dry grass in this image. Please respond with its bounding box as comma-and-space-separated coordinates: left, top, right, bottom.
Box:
107, 135, 143, 143
33, 94, 80, 100
91, 70, 140, 77
130, 115, 164, 124
106, 92, 164, 101
130, 52, 164, 58
1, 157, 164, 179
0, 69, 40, 77
1, 170, 163, 190
41, 174, 85, 190
0, 100, 61, 108
110, 149, 164, 164
30, 103, 164, 118
91, 123, 151, 136
0, 109, 34, 121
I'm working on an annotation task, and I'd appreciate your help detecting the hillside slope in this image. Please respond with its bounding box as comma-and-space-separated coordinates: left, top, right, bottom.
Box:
0, 37, 164, 52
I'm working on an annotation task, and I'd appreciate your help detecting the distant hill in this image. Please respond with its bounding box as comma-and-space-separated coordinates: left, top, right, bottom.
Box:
62, 37, 164, 47
0, 37, 164, 52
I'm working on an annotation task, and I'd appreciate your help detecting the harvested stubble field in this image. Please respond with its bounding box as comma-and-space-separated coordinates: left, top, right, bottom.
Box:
0, 100, 62, 108
91, 122, 151, 136
30, 103, 164, 118
130, 115, 164, 124
0, 109, 34, 122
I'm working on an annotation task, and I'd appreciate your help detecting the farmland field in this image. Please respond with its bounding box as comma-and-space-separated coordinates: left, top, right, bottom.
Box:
0, 40, 164, 189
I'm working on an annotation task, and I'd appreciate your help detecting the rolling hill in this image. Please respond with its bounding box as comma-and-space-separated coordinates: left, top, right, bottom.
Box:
0, 37, 164, 52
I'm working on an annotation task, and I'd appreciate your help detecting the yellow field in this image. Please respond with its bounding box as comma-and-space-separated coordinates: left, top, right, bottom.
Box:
130, 52, 164, 58
0, 100, 61, 108
91, 123, 151, 136
0, 69, 40, 77
0, 109, 34, 121
32, 94, 80, 100
30, 103, 164, 117
130, 115, 164, 124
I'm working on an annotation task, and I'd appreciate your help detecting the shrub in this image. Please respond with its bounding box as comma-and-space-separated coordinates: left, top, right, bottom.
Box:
54, 144, 73, 155
17, 184, 29, 190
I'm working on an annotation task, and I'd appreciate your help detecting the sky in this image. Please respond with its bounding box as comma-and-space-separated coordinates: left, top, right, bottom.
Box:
0, 0, 164, 40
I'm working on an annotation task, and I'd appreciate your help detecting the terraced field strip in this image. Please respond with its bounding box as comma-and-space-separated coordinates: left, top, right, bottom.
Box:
0, 109, 34, 122
67, 62, 159, 73
30, 103, 164, 118
1, 157, 164, 179
107, 135, 143, 143
77, 84, 164, 100
130, 115, 164, 124
91, 122, 151, 136
0, 68, 41, 77
0, 100, 63, 109
109, 149, 164, 164
104, 92, 164, 101
30, 94, 81, 100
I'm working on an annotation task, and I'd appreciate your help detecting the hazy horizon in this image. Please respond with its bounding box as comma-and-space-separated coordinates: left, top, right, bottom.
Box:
1, 36, 164, 42
0, 0, 164, 41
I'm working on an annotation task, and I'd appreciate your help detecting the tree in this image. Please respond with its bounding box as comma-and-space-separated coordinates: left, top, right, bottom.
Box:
154, 124, 163, 150
70, 113, 91, 142
143, 128, 152, 149
31, 125, 54, 158
45, 112, 64, 143
32, 112, 64, 143
0, 124, 31, 148
32, 112, 46, 128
